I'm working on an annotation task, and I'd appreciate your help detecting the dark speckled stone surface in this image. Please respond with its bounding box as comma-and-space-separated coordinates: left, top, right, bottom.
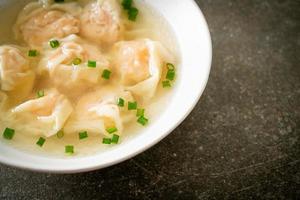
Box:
0, 0, 299, 199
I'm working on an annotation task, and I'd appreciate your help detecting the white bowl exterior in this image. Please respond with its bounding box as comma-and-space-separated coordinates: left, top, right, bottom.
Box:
0, 0, 212, 173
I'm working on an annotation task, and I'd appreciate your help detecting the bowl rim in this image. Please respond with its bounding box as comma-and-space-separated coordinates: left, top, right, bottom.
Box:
0, 0, 212, 173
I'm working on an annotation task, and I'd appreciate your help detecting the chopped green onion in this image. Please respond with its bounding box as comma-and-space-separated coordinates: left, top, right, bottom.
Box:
79, 131, 88, 140
37, 90, 44, 98
166, 70, 175, 81
102, 138, 112, 144
102, 69, 111, 80
88, 60, 96, 68
111, 134, 119, 144
49, 40, 60, 48
122, 0, 132, 10
72, 58, 82, 65
106, 127, 118, 134
128, 7, 139, 21
36, 137, 46, 147
162, 80, 171, 88
3, 128, 15, 140
57, 130, 64, 139
117, 98, 125, 107
121, 0, 139, 21
28, 50, 38, 57
136, 108, 145, 117
65, 145, 74, 154
166, 63, 176, 81
128, 101, 137, 110
166, 63, 175, 71
137, 116, 148, 126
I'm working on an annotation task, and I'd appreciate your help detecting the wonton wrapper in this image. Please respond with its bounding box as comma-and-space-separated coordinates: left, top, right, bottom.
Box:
80, 0, 123, 45
0, 45, 35, 100
64, 86, 135, 136
14, 1, 81, 46
12, 89, 73, 137
38, 35, 110, 94
113, 39, 174, 101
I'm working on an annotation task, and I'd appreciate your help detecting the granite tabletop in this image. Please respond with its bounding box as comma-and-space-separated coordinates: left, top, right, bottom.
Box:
0, 0, 299, 199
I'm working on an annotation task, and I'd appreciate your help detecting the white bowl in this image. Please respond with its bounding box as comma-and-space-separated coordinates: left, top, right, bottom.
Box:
0, 0, 212, 173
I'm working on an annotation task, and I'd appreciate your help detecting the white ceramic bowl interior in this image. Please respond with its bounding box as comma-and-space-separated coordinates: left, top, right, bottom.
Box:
0, 0, 212, 173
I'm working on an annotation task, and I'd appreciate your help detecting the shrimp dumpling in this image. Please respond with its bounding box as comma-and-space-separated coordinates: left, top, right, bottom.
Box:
64, 86, 134, 136
14, 2, 80, 46
0, 45, 35, 99
114, 39, 173, 100
80, 0, 123, 45
38, 35, 110, 94
12, 89, 73, 137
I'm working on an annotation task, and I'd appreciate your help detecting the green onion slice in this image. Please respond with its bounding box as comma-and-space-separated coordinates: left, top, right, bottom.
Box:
37, 90, 44, 98
136, 108, 145, 117
128, 101, 137, 110
49, 40, 60, 48
72, 58, 82, 65
88, 60, 97, 68
128, 7, 139, 21
122, 0, 132, 10
162, 80, 171, 88
57, 130, 64, 139
102, 138, 112, 144
137, 116, 148, 126
166, 63, 175, 71
79, 131, 88, 140
166, 70, 175, 81
106, 127, 118, 134
111, 134, 120, 144
166, 63, 176, 81
117, 98, 125, 107
3, 128, 15, 140
65, 145, 74, 154
28, 50, 38, 57
36, 137, 46, 147
102, 69, 111, 80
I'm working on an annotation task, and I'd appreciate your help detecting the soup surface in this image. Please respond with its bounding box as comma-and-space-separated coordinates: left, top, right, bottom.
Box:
0, 0, 179, 156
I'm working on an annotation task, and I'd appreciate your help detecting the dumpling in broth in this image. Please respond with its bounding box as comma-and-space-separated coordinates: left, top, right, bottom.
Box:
14, 2, 81, 46
0, 45, 35, 101
38, 35, 110, 94
12, 89, 73, 137
64, 87, 135, 136
113, 39, 173, 100
80, 0, 123, 45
